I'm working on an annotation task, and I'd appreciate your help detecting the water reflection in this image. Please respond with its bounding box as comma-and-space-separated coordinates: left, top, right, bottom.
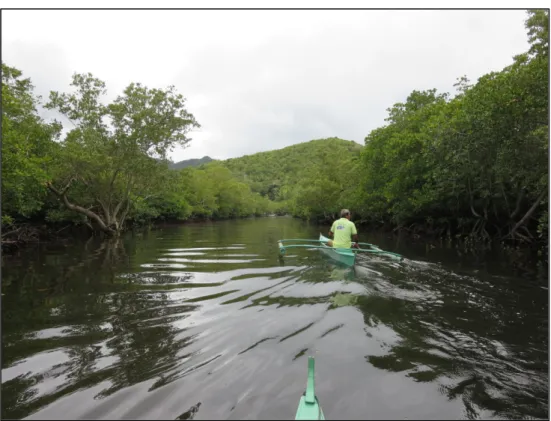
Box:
1, 218, 548, 420
355, 261, 548, 420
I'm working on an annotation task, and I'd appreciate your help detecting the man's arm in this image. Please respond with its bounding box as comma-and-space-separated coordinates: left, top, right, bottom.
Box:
351, 223, 358, 245
329, 221, 336, 238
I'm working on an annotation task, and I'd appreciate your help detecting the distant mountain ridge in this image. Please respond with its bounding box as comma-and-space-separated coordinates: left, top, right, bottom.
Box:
170, 156, 214, 170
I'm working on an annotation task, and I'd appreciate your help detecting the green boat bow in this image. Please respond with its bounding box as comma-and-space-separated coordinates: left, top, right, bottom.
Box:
295, 357, 325, 420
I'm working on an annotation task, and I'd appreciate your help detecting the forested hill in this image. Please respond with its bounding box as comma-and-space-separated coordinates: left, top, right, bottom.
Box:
170, 156, 214, 170
220, 137, 362, 202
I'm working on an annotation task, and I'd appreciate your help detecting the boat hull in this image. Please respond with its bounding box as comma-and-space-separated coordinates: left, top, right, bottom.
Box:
318, 234, 356, 266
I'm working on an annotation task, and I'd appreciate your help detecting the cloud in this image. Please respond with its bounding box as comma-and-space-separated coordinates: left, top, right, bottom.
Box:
2, 9, 530, 161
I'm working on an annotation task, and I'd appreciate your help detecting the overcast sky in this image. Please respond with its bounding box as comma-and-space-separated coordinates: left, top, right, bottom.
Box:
3, 8, 531, 162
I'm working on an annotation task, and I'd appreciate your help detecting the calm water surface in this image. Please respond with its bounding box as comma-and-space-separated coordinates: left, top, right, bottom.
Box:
2, 217, 548, 420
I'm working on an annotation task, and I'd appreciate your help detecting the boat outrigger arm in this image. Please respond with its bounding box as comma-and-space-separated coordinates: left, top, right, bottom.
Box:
295, 357, 325, 420
278, 238, 403, 261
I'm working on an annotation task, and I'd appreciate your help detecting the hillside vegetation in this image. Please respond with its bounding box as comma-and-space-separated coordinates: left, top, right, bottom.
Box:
220, 138, 362, 218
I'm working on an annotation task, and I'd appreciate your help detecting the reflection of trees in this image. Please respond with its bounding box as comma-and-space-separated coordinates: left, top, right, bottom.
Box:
356, 263, 548, 420
3, 290, 197, 418
1, 375, 39, 420
2, 237, 199, 419
89, 290, 197, 399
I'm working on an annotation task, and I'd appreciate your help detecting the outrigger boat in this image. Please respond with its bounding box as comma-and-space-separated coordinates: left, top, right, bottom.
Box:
295, 357, 325, 420
318, 234, 356, 266
278, 233, 403, 266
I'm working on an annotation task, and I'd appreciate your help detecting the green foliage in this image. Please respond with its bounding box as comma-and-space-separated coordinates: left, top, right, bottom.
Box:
221, 137, 363, 220
175, 163, 271, 220
1, 63, 61, 222
357, 10, 549, 244
44, 72, 200, 233
525, 9, 549, 58
361, 90, 451, 225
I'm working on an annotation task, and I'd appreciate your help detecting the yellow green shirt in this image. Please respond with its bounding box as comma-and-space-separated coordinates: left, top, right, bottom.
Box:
330, 218, 358, 249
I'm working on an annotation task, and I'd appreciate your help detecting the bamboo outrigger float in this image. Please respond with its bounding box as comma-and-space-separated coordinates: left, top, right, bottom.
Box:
278, 233, 403, 266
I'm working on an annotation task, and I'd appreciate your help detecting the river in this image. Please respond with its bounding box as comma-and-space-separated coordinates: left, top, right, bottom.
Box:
1, 217, 548, 420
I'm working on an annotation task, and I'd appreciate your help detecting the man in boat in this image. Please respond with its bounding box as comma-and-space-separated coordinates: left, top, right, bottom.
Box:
327, 209, 359, 249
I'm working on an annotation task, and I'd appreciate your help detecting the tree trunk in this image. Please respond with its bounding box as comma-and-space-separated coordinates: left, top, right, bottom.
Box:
46, 181, 117, 236
507, 189, 546, 239
467, 177, 481, 218
511, 187, 525, 220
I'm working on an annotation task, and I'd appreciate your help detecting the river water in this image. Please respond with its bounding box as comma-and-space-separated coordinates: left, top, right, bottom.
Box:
2, 217, 548, 420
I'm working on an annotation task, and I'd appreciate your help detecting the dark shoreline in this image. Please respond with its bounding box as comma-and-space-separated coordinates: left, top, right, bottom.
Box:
2, 215, 546, 269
